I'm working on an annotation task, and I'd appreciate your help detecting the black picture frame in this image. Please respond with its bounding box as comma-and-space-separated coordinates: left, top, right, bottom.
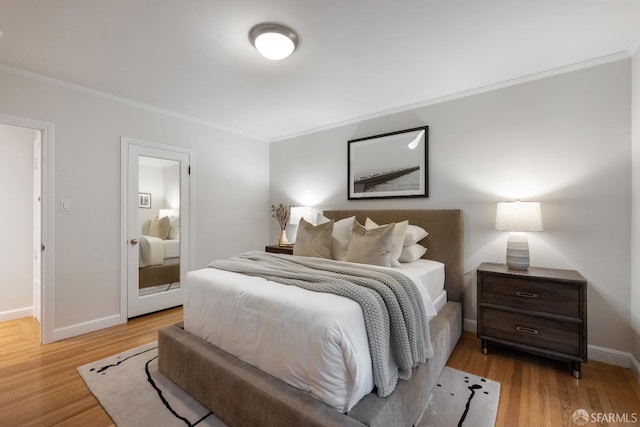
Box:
138, 192, 151, 208
348, 126, 428, 200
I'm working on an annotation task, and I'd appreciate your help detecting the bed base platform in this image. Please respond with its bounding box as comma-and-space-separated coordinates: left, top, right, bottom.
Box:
158, 301, 462, 427
139, 257, 180, 289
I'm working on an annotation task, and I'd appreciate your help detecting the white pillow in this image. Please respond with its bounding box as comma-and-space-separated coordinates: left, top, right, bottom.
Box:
169, 225, 180, 240
404, 224, 428, 246
141, 219, 151, 236
317, 214, 355, 261
168, 216, 180, 240
399, 243, 427, 263
364, 218, 408, 267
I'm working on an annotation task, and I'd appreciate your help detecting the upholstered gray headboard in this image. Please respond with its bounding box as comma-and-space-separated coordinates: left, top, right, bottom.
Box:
323, 209, 464, 302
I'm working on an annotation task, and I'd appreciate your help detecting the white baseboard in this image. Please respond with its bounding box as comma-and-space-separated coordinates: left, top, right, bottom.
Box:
51, 314, 122, 342
463, 317, 640, 378
587, 344, 633, 368
463, 318, 477, 332
587, 344, 632, 368
0, 306, 33, 322
631, 354, 640, 382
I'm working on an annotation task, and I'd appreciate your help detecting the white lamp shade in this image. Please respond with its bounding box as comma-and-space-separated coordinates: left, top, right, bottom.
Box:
290, 206, 313, 225
495, 201, 543, 232
158, 208, 174, 218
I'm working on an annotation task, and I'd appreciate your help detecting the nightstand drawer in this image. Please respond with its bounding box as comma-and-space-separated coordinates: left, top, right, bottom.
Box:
482, 307, 581, 356
482, 275, 580, 317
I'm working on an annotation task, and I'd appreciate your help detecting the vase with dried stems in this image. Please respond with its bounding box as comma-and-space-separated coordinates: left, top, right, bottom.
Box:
271, 203, 291, 246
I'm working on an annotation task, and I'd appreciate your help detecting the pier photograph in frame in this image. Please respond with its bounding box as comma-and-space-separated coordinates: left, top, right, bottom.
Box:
348, 126, 428, 200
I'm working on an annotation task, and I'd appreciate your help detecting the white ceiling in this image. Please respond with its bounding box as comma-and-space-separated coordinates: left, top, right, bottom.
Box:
1, 0, 639, 142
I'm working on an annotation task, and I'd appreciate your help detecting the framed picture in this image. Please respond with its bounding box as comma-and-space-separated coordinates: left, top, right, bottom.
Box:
348, 126, 428, 200
138, 193, 151, 208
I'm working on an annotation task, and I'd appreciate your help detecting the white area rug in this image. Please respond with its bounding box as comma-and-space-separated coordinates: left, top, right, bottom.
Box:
78, 343, 500, 427
78, 342, 224, 427
422, 367, 500, 427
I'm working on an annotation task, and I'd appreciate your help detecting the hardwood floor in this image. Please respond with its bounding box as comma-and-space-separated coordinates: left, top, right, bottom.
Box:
0, 308, 182, 427
448, 332, 640, 427
1, 311, 639, 426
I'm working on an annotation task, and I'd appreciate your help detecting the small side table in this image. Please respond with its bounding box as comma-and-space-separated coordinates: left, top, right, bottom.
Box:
265, 244, 294, 255
477, 262, 587, 378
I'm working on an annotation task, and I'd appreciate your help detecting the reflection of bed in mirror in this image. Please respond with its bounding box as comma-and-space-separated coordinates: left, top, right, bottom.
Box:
139, 256, 179, 289
138, 216, 180, 289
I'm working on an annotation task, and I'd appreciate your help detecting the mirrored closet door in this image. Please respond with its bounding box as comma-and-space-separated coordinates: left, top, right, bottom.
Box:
123, 139, 191, 318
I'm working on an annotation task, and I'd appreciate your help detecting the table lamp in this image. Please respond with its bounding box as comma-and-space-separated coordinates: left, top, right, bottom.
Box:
289, 206, 313, 226
495, 201, 543, 270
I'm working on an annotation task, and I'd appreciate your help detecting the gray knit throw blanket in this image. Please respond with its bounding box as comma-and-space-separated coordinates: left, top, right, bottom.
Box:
208, 251, 433, 397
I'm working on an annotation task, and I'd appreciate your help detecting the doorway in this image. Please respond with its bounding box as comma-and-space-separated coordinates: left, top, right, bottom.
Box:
0, 114, 53, 343
121, 138, 192, 319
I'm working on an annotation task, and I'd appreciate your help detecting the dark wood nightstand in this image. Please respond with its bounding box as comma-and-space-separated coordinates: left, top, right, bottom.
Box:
265, 244, 294, 255
477, 262, 587, 378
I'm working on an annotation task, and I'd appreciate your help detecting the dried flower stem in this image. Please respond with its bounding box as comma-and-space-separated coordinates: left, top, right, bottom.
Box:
271, 203, 290, 230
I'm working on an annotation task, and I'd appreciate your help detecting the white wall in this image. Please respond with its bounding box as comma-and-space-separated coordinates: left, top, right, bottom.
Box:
137, 162, 181, 232
0, 124, 36, 318
138, 164, 165, 228
631, 47, 640, 368
164, 164, 180, 210
0, 67, 270, 333
138, 163, 181, 233
270, 60, 632, 354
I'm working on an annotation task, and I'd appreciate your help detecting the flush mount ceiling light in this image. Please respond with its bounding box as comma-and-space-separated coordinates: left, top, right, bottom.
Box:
249, 23, 299, 60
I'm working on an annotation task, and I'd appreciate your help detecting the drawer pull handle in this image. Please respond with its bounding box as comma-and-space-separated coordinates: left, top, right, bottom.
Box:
515, 326, 539, 335
515, 291, 538, 298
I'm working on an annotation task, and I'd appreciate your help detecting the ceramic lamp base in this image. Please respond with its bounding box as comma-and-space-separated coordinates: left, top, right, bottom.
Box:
506, 232, 530, 270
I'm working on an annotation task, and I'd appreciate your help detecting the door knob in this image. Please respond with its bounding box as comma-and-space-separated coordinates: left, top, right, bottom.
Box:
130, 238, 138, 245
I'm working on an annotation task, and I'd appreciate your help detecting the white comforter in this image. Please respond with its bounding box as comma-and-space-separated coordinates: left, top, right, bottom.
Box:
138, 235, 164, 267
184, 268, 373, 412
184, 260, 438, 412
139, 236, 180, 267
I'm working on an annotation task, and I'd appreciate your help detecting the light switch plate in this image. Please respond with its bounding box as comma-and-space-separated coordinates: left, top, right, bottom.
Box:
60, 199, 71, 211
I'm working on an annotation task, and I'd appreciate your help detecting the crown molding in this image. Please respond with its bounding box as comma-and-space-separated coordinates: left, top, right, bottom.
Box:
269, 51, 631, 143
0, 50, 630, 145
0, 63, 266, 142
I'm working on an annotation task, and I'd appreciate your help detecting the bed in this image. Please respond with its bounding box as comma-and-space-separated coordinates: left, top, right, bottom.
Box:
158, 209, 463, 427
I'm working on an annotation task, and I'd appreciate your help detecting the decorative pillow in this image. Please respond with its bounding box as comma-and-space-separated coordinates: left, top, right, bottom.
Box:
399, 243, 427, 263
293, 218, 333, 259
149, 216, 170, 240
168, 216, 180, 240
404, 224, 429, 246
364, 218, 408, 267
317, 214, 355, 261
141, 219, 151, 236
345, 220, 395, 267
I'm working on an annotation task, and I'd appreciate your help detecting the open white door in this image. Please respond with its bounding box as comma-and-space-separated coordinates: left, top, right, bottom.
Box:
0, 114, 52, 343
33, 133, 42, 323
123, 138, 191, 318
